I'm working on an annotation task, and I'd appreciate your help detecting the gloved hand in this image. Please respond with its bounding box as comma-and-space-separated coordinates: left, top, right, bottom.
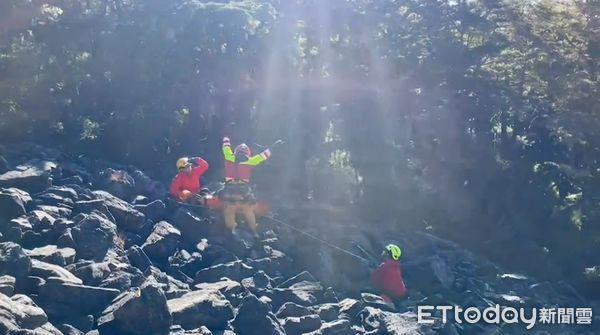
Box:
189, 157, 200, 166
270, 140, 284, 151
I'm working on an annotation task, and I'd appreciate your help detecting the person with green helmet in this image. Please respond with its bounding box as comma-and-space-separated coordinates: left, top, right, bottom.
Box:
370, 243, 406, 303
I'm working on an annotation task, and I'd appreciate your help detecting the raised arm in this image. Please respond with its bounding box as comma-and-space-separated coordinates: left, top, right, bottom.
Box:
191, 156, 209, 176
242, 148, 271, 166
222, 137, 235, 162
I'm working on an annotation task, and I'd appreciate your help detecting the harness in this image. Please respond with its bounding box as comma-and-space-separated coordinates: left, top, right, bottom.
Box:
219, 179, 256, 204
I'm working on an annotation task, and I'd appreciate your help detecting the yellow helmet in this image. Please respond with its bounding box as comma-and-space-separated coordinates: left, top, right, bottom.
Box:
385, 244, 402, 261
176, 157, 191, 170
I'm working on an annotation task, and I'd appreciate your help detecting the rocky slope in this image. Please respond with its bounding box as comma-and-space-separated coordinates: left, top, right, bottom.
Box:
0, 143, 598, 335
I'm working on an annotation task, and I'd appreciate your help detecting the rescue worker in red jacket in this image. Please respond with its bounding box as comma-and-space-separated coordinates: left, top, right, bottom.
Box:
370, 244, 407, 303
169, 156, 209, 202
220, 136, 278, 235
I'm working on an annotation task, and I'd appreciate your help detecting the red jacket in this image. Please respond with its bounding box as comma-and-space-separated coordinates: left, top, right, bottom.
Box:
169, 157, 209, 200
370, 260, 406, 299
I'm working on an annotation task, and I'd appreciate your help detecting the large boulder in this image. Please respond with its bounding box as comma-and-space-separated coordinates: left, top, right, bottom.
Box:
134, 200, 166, 222
74, 200, 116, 223
0, 292, 49, 333
127, 245, 152, 274
71, 213, 117, 260
240, 271, 273, 297
131, 170, 167, 199
0, 188, 31, 223
169, 249, 205, 277
30, 259, 82, 284
231, 293, 285, 335
193, 278, 242, 301
26, 245, 76, 266
98, 280, 172, 335
168, 289, 234, 330
171, 209, 213, 245
142, 221, 181, 262
38, 277, 120, 316
282, 314, 322, 335
0, 275, 16, 296
0, 164, 52, 194
0, 242, 32, 280
276, 302, 312, 319
2, 216, 32, 243
338, 298, 364, 318
95, 168, 135, 200
270, 281, 323, 311
92, 191, 145, 232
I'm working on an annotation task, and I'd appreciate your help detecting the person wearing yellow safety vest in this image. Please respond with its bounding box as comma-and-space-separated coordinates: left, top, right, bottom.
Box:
220, 136, 281, 236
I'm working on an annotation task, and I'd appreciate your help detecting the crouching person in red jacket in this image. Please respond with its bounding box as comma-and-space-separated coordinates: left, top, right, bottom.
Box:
370, 243, 406, 304
169, 156, 209, 203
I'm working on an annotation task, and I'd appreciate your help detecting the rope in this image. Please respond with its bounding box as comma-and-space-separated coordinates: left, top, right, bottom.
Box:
262, 214, 370, 263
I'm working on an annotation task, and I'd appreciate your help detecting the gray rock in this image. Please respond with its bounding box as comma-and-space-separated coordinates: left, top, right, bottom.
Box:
276, 302, 312, 319
313, 319, 351, 335
430, 255, 455, 289
311, 303, 339, 322
171, 209, 212, 245
92, 190, 145, 232
0, 188, 31, 223
0, 292, 48, 332
74, 200, 115, 223
168, 289, 234, 330
32, 321, 64, 334
0, 242, 32, 280
2, 216, 32, 243
57, 229, 77, 249
270, 281, 323, 311
0, 155, 8, 174
39, 277, 120, 315
241, 270, 272, 295
131, 170, 166, 200
57, 324, 85, 335
42, 186, 79, 201
26, 245, 76, 266
0, 165, 52, 194
283, 314, 322, 335
337, 298, 364, 320
71, 213, 117, 260
127, 245, 152, 273
142, 221, 181, 262
30, 259, 82, 284
361, 292, 396, 312
98, 280, 172, 335
95, 168, 135, 200
35, 192, 74, 208
169, 325, 213, 335
277, 271, 317, 288
169, 249, 204, 277
360, 307, 427, 334
232, 294, 285, 335
0, 275, 16, 296
194, 278, 242, 298
195, 260, 253, 283
134, 200, 166, 221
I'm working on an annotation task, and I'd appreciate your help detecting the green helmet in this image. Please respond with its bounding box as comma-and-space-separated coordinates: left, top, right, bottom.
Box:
385, 244, 402, 261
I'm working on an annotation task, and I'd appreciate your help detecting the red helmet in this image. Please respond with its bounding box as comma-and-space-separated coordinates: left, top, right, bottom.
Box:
234, 143, 251, 157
